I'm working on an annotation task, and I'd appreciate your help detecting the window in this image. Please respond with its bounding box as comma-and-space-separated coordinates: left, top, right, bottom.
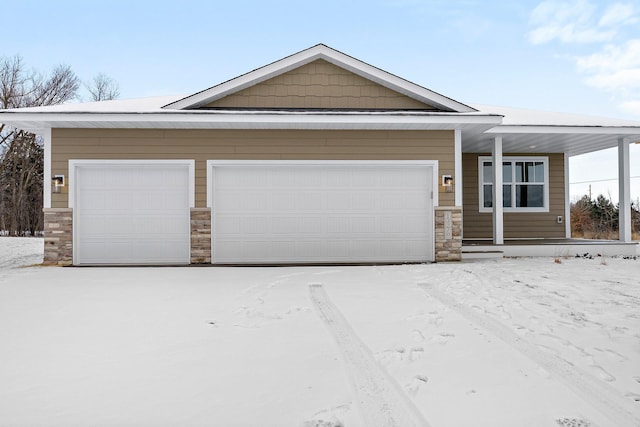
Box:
479, 156, 549, 212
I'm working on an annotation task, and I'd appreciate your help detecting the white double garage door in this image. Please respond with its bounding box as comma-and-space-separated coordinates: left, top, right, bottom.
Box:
72, 160, 437, 265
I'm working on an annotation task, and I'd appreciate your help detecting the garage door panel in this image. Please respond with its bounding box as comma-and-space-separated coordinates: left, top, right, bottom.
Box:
273, 216, 324, 234
326, 217, 349, 233
80, 239, 188, 264
405, 216, 430, 233
80, 192, 110, 210
75, 163, 190, 265
404, 192, 431, 209
212, 163, 434, 263
135, 215, 189, 235
379, 216, 405, 233
241, 217, 270, 234
215, 215, 241, 234
136, 191, 182, 211
325, 170, 349, 186
215, 190, 271, 211
326, 240, 351, 257
110, 168, 136, 187
77, 216, 106, 236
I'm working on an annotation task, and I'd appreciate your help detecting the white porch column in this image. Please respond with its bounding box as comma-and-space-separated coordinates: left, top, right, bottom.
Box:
492, 136, 504, 244
454, 129, 463, 207
618, 137, 632, 242
564, 153, 571, 238
43, 128, 52, 209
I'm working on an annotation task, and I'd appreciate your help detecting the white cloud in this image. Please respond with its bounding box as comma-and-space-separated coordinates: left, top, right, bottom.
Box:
528, 2, 640, 117
528, 26, 614, 44
576, 39, 640, 102
598, 2, 637, 26
576, 39, 640, 74
528, 1, 636, 44
584, 68, 640, 92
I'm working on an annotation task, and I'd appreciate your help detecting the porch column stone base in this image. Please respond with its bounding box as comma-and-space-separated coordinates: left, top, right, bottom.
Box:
190, 208, 211, 264
43, 208, 73, 266
435, 206, 462, 262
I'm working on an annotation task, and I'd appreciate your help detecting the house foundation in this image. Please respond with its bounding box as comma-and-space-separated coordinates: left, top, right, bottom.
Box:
435, 206, 462, 262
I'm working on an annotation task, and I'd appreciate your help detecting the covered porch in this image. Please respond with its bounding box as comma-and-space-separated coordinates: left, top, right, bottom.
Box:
459, 105, 640, 257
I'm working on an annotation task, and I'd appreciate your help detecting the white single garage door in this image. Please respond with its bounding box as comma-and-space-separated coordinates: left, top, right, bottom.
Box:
210, 161, 435, 263
72, 161, 193, 265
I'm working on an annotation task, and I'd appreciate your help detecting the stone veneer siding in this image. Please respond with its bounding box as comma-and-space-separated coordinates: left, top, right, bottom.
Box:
190, 208, 211, 264
435, 206, 462, 262
43, 208, 73, 266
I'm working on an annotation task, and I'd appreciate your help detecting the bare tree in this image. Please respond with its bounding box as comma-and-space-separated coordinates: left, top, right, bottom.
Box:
0, 56, 30, 109
0, 55, 80, 235
0, 56, 79, 108
85, 73, 120, 101
0, 130, 43, 235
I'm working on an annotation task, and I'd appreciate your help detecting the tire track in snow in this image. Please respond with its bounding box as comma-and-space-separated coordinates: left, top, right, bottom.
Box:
419, 282, 640, 427
309, 284, 431, 427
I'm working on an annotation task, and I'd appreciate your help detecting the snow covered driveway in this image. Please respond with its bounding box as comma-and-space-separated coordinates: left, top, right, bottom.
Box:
0, 238, 639, 426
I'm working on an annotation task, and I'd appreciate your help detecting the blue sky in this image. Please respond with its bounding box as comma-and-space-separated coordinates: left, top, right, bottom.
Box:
5, 0, 640, 202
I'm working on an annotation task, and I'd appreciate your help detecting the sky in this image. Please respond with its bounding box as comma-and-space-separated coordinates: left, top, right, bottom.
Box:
4, 0, 640, 203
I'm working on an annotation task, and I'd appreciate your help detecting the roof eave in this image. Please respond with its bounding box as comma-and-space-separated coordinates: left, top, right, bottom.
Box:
0, 111, 502, 132
486, 124, 640, 135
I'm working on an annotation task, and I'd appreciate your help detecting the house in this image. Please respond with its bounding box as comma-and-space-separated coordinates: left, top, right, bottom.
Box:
1, 44, 639, 265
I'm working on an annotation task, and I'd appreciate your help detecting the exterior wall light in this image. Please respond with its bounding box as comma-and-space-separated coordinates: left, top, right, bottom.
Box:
52, 175, 65, 194
442, 175, 453, 193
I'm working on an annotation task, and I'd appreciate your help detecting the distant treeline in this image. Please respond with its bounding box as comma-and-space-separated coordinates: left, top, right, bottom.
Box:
571, 194, 640, 240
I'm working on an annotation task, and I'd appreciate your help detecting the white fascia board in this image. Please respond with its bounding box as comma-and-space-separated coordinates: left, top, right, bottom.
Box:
0, 112, 502, 130
163, 44, 476, 113
486, 125, 640, 135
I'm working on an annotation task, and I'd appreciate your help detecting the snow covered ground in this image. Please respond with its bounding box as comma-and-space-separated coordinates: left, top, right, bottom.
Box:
0, 237, 638, 426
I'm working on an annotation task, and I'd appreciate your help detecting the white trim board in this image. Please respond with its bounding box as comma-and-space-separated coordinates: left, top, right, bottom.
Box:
43, 128, 52, 209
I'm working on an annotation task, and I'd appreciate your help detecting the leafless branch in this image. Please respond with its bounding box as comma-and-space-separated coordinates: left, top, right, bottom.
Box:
85, 73, 120, 101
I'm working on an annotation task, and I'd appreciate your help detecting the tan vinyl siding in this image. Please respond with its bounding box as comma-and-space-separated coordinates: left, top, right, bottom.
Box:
205, 59, 436, 110
52, 129, 455, 208
462, 153, 566, 239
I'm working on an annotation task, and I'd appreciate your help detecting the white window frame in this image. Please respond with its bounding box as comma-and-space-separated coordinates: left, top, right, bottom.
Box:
478, 156, 549, 213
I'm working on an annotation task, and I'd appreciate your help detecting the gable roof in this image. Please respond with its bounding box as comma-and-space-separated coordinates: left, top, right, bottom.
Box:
162, 44, 477, 113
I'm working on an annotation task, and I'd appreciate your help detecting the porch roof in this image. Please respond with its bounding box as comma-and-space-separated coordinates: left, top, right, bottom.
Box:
463, 104, 640, 156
